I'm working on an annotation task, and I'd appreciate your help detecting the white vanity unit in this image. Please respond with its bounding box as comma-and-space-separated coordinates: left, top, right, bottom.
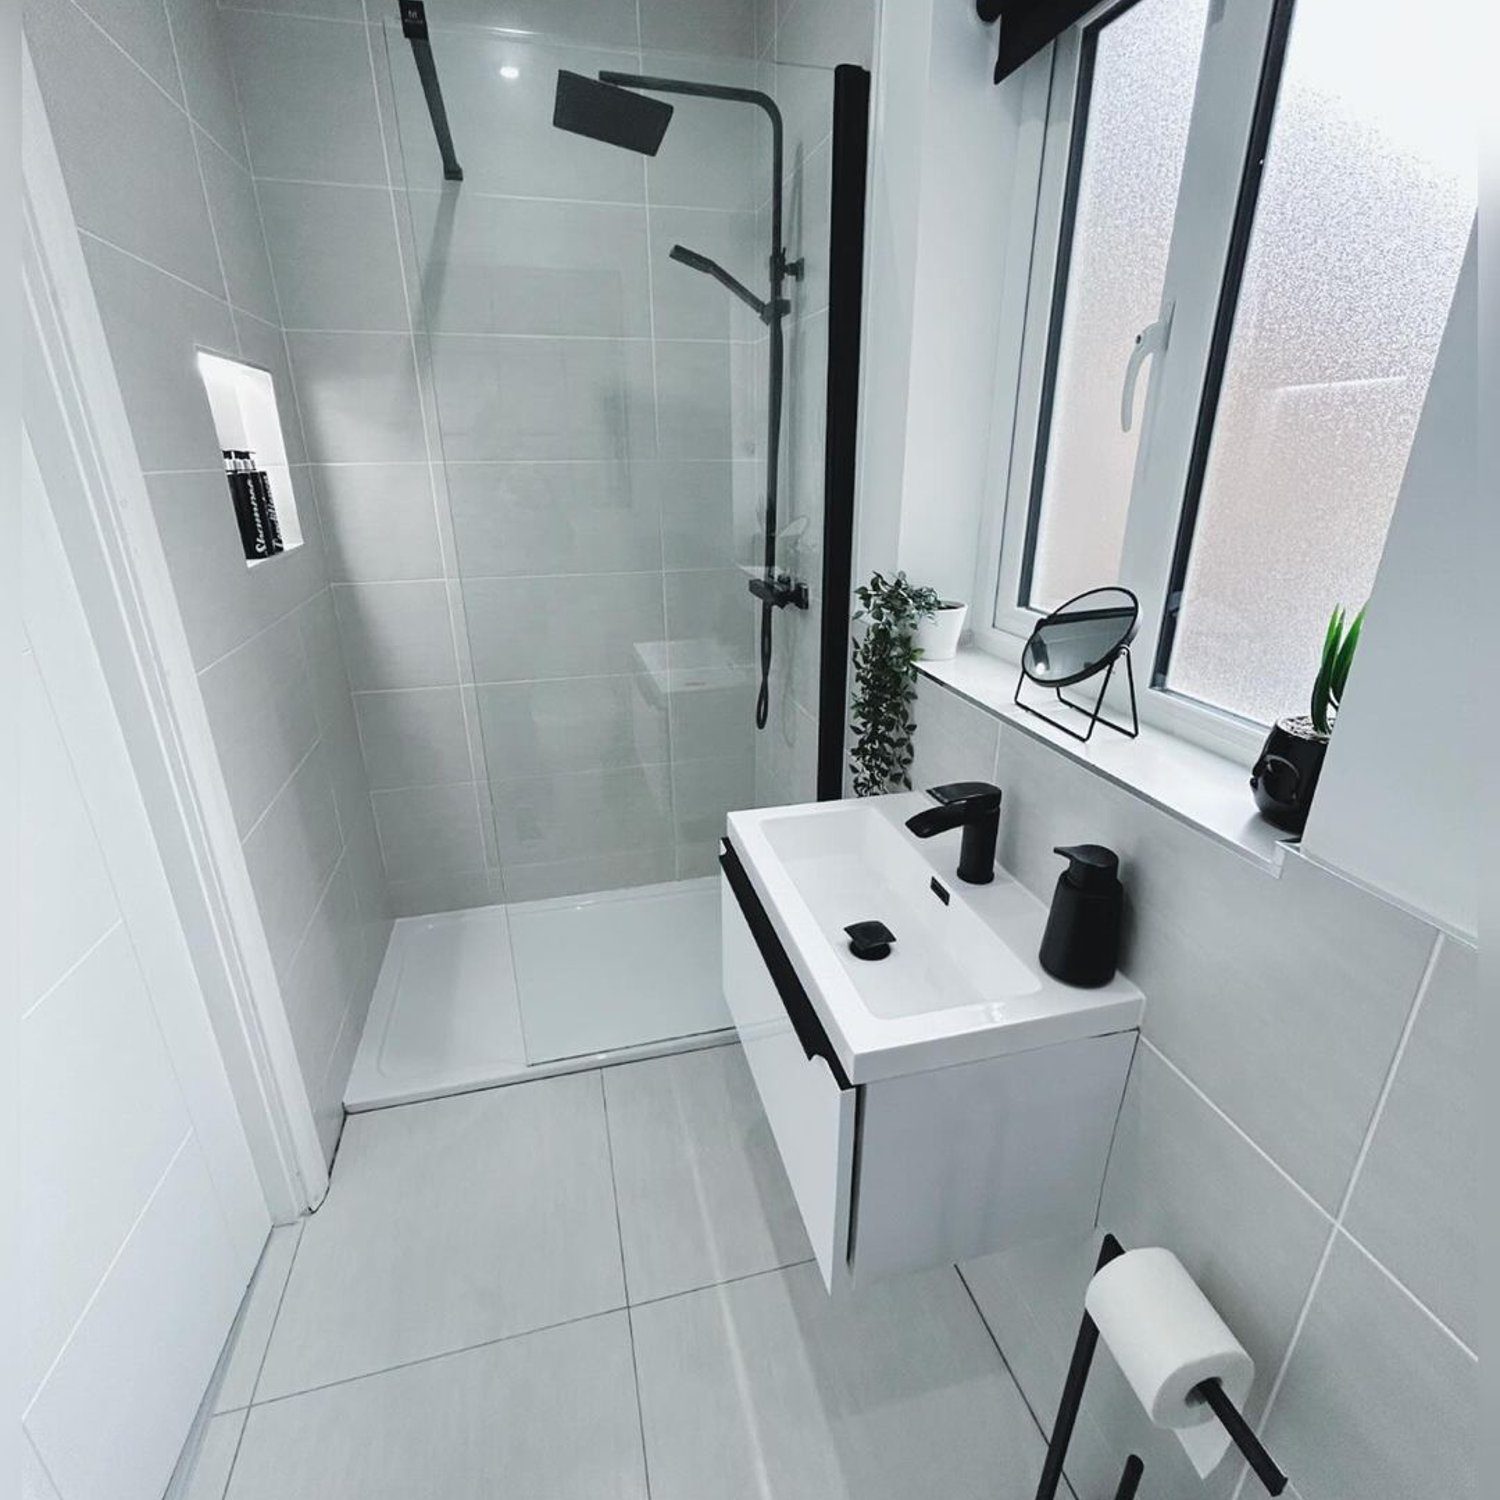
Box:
720, 793, 1143, 1293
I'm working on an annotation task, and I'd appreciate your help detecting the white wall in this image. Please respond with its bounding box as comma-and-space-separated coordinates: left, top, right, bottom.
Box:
21, 448, 267, 1500
1302, 232, 1478, 939
854, 0, 1025, 603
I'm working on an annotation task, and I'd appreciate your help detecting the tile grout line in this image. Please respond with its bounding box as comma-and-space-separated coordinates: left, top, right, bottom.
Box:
1227, 929, 1452, 1500
598, 1061, 658, 1499
953, 1264, 1081, 1500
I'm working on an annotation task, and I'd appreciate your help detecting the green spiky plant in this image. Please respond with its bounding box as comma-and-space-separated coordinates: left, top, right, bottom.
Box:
849, 571, 941, 797
1309, 603, 1365, 736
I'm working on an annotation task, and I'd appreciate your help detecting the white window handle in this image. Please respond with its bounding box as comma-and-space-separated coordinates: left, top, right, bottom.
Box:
1120, 300, 1174, 432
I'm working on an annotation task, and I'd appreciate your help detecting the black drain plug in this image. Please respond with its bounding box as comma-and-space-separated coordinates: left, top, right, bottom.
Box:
844, 920, 896, 961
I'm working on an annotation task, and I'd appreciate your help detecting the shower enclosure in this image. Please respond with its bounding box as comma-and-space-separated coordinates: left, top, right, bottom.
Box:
342, 12, 848, 1104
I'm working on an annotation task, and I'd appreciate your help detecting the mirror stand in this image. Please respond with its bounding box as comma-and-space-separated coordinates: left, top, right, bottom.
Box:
1013, 645, 1140, 744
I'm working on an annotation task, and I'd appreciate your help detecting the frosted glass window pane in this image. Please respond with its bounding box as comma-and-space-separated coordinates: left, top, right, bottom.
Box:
1025, 0, 1209, 613
1166, 0, 1475, 726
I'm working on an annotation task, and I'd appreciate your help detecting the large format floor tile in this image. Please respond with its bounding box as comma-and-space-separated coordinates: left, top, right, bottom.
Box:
256, 1073, 625, 1399
227, 1312, 647, 1500
630, 1261, 1045, 1500
604, 1046, 811, 1302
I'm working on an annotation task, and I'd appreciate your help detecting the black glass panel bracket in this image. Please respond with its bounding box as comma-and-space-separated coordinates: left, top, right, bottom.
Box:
1014, 587, 1141, 743
399, 2, 462, 181
816, 63, 871, 799
1149, 0, 1296, 690
1035, 1234, 1289, 1500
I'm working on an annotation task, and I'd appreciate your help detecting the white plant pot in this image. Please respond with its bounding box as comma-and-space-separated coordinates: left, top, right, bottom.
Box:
914, 602, 967, 662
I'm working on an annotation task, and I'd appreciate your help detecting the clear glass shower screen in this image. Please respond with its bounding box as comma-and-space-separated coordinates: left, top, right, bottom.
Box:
376, 16, 836, 922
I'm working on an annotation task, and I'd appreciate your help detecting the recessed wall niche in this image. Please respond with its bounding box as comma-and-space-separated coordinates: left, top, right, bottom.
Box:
196, 351, 303, 567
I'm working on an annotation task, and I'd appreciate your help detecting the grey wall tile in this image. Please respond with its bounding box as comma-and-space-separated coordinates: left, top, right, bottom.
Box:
406, 192, 652, 338
388, 31, 647, 202
1263, 1234, 1476, 1500
280, 856, 362, 1088
671, 755, 753, 848
147, 471, 324, 669
644, 59, 763, 212
354, 688, 473, 790
80, 238, 234, 474
258, 181, 407, 331
417, 0, 639, 45
216, 0, 364, 17
242, 742, 344, 978
639, 0, 758, 57
773, 0, 876, 67
387, 869, 498, 919
647, 206, 761, 341
223, 8, 386, 185
167, 0, 247, 162
331, 581, 459, 690
992, 721, 1434, 1211
962, 1041, 1331, 1500
71, 0, 183, 100
1343, 935, 1476, 1345
501, 847, 676, 903
198, 612, 319, 835
654, 340, 734, 459
475, 677, 669, 780
463, 573, 666, 684
27, 0, 220, 292
665, 669, 757, 763
371, 784, 486, 885
490, 764, 673, 868
234, 316, 310, 464
664, 569, 756, 668
428, 335, 656, 462
198, 134, 279, 325
331, 579, 459, 690
656, 460, 749, 569
286, 331, 428, 463
445, 461, 663, 579
315, 463, 443, 582
908, 674, 1000, 792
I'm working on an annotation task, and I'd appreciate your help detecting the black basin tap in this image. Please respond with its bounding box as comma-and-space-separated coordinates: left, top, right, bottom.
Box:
904, 782, 1002, 885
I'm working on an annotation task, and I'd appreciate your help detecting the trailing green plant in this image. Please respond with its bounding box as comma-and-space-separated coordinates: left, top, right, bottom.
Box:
1309, 602, 1365, 736
849, 570, 941, 797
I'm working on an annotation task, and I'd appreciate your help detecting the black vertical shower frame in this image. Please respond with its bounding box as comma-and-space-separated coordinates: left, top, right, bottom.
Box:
815, 64, 872, 800
1149, 0, 1296, 686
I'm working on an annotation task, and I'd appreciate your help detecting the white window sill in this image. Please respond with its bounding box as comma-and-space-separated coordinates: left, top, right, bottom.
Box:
917, 647, 1292, 873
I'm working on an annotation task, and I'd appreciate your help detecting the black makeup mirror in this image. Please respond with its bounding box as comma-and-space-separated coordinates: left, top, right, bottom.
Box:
1014, 586, 1140, 742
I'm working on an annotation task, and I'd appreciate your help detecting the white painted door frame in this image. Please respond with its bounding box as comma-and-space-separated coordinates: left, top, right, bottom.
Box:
21, 41, 328, 1217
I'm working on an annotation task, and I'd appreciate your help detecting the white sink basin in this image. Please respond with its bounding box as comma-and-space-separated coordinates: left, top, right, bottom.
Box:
759, 803, 1040, 1018
726, 793, 1142, 1083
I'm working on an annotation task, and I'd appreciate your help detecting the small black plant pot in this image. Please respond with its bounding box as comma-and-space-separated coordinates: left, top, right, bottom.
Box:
1249, 715, 1329, 835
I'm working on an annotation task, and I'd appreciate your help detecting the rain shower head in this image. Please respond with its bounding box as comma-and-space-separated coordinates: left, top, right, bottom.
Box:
552, 70, 673, 155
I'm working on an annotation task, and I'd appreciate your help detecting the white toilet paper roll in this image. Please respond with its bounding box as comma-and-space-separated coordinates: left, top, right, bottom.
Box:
1085, 1247, 1254, 1479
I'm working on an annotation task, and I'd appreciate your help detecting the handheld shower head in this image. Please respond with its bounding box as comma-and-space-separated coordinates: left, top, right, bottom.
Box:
551, 70, 673, 155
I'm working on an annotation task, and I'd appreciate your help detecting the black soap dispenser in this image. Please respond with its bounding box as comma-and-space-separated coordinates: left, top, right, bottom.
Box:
1039, 844, 1121, 988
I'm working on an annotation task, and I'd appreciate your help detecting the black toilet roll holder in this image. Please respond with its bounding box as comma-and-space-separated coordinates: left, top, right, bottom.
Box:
1034, 1234, 1288, 1500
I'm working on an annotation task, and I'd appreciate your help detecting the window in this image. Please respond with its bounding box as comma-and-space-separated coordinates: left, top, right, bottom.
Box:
985, 0, 1476, 750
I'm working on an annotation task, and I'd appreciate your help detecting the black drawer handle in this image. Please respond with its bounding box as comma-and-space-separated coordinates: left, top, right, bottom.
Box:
720, 839, 852, 1091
